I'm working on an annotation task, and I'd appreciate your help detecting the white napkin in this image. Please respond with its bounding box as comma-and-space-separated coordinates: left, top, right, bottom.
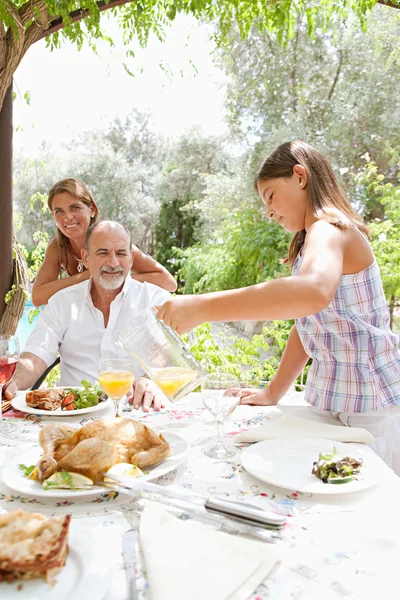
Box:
139, 502, 280, 600
233, 415, 374, 444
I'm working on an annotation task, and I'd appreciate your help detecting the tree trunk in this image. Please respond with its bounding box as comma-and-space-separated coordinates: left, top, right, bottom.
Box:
0, 84, 14, 324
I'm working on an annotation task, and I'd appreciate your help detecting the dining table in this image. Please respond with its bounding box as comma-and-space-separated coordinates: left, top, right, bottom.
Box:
1, 389, 400, 600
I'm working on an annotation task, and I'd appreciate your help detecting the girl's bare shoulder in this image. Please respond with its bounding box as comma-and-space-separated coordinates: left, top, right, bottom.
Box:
305, 220, 345, 248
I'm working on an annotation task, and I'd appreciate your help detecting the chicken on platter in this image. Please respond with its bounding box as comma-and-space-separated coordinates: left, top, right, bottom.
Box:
36, 419, 171, 483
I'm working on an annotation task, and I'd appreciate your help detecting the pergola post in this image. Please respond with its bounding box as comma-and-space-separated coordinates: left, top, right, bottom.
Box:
0, 83, 13, 322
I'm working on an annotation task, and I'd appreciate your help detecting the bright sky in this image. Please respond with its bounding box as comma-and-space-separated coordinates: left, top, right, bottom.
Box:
13, 15, 228, 155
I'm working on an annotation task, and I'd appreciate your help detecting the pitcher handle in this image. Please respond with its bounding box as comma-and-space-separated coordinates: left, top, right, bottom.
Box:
150, 306, 194, 350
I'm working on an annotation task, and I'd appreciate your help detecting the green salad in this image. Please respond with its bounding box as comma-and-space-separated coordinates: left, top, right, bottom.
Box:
63, 380, 104, 410
312, 447, 363, 484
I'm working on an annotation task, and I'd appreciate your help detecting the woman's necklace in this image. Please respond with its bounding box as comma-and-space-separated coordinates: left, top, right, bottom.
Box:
68, 241, 84, 273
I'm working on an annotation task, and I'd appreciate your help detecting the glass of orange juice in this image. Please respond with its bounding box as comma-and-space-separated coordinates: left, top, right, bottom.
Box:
99, 359, 135, 417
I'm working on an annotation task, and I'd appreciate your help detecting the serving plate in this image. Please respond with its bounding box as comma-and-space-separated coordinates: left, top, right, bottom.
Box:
0, 529, 110, 600
12, 387, 113, 416
2, 432, 189, 498
241, 437, 381, 495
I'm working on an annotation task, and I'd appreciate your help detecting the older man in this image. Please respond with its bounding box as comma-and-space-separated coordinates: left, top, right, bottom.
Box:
5, 221, 170, 411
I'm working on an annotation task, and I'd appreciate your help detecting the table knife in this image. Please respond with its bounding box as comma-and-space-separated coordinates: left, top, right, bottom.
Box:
122, 528, 138, 600
102, 473, 286, 529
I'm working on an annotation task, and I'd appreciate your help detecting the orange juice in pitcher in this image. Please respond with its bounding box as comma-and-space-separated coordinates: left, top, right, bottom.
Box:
117, 308, 206, 403
149, 367, 198, 401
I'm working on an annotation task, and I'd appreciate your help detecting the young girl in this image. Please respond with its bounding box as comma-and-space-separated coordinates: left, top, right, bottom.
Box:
32, 178, 177, 306
156, 140, 400, 474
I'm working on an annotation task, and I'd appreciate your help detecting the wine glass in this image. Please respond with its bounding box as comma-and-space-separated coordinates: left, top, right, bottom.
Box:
201, 372, 241, 459
98, 359, 135, 417
0, 335, 20, 433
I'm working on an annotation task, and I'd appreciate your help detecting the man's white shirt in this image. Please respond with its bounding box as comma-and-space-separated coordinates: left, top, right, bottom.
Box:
24, 277, 170, 386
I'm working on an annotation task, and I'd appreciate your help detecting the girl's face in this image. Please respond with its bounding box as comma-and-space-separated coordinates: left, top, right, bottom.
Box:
51, 192, 95, 241
257, 170, 311, 232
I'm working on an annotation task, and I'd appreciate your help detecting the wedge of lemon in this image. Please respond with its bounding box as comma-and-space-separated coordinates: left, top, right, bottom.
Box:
104, 462, 144, 486
42, 472, 93, 490
28, 467, 39, 480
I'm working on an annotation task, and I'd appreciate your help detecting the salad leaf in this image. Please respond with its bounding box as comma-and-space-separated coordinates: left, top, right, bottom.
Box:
19, 464, 35, 477
64, 380, 104, 410
312, 448, 363, 484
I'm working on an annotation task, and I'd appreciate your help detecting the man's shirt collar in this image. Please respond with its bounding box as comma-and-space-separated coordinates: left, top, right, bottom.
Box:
85, 274, 133, 306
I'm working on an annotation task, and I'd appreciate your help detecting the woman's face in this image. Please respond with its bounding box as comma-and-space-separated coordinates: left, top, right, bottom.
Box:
51, 192, 94, 241
257, 171, 310, 233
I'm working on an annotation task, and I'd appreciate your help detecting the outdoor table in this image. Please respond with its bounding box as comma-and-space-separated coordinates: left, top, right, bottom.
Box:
1, 391, 399, 599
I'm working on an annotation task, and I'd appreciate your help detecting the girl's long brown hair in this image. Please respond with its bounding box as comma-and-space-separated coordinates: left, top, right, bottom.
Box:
47, 178, 99, 249
255, 140, 369, 265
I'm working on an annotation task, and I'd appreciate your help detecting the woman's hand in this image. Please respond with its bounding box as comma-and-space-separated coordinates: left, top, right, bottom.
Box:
155, 296, 206, 334
240, 387, 280, 406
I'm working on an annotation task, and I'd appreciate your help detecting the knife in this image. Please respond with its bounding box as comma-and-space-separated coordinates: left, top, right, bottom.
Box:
102, 473, 286, 529
122, 528, 138, 600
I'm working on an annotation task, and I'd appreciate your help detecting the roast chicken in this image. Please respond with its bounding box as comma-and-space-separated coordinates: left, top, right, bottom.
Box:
36, 419, 170, 482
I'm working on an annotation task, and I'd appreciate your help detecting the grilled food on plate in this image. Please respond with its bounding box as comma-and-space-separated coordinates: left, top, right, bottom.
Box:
0, 510, 70, 584
25, 380, 104, 411
25, 388, 65, 411
33, 418, 170, 485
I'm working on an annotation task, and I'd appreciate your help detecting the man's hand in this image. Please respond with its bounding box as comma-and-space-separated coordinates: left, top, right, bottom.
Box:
3, 379, 18, 400
127, 378, 166, 412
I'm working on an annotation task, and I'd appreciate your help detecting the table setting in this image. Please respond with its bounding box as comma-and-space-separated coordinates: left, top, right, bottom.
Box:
1, 325, 400, 600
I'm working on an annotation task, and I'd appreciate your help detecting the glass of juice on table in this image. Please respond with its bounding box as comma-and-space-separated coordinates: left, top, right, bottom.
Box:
0, 335, 20, 433
117, 308, 206, 402
99, 359, 135, 417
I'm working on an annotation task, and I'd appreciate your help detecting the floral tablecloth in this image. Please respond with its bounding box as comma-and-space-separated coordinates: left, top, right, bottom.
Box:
1, 391, 399, 600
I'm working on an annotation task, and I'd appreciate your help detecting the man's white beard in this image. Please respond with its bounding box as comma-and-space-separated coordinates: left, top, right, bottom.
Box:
99, 270, 126, 290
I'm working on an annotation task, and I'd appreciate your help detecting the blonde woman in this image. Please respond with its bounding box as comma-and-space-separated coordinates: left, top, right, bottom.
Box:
32, 178, 177, 306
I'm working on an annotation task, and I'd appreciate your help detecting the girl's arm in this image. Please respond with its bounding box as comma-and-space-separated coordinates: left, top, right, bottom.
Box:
157, 220, 345, 333
31, 238, 90, 306
131, 247, 177, 292
241, 325, 309, 406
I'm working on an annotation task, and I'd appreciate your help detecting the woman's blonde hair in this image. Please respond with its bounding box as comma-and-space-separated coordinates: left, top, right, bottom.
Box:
47, 178, 99, 248
255, 140, 370, 265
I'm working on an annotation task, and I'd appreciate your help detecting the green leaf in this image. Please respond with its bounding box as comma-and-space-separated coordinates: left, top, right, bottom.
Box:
19, 464, 36, 477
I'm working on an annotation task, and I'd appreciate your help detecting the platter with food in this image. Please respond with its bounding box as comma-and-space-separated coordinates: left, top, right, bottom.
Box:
3, 418, 189, 498
0, 510, 110, 599
241, 437, 381, 495
11, 380, 113, 416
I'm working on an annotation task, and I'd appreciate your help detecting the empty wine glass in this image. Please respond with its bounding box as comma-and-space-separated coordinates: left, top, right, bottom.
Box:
201, 372, 241, 459
0, 335, 20, 433
98, 359, 135, 417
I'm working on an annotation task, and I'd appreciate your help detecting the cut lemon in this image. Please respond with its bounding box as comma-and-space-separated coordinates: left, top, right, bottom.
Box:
43, 472, 93, 490
28, 467, 39, 480
104, 462, 143, 485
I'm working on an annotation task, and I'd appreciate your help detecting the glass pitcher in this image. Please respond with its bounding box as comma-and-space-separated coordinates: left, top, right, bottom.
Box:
117, 308, 206, 402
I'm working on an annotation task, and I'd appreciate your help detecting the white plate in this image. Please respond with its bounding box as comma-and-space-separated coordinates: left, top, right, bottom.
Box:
2, 432, 189, 498
241, 437, 381, 494
12, 388, 113, 416
0, 529, 109, 600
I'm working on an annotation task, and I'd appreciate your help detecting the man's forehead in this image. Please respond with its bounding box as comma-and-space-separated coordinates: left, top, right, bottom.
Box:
90, 228, 130, 250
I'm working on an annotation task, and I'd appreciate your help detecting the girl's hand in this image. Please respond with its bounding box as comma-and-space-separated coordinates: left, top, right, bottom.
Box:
240, 387, 279, 406
155, 296, 205, 334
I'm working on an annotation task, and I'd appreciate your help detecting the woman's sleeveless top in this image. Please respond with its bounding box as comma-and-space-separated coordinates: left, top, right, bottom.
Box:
293, 248, 400, 412
57, 241, 70, 279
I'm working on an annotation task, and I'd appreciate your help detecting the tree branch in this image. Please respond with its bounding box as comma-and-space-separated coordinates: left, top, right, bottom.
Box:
327, 48, 343, 101
35, 0, 135, 42
377, 0, 400, 9
290, 27, 300, 112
